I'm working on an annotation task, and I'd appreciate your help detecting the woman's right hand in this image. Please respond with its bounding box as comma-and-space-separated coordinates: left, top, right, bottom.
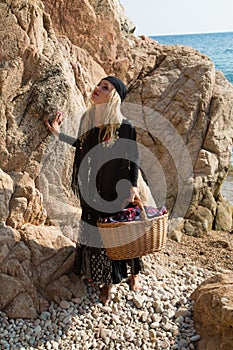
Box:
45, 112, 64, 137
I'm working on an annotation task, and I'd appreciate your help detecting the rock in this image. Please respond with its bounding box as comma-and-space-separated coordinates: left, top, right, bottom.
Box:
149, 328, 157, 341
175, 307, 189, 318
175, 315, 184, 324
59, 300, 70, 309
132, 295, 145, 308
33, 325, 42, 336
0, 169, 14, 223
127, 59, 233, 238
200, 189, 217, 216
4, 292, 37, 319
100, 328, 111, 340
51, 342, 59, 350
150, 322, 160, 329
6, 172, 47, 229
190, 335, 201, 342
7, 197, 28, 228
170, 229, 183, 243
0, 0, 233, 240
0, 224, 85, 318
185, 206, 213, 237
153, 300, 164, 314
139, 311, 149, 322
112, 314, 121, 324
214, 197, 233, 231
178, 339, 189, 347
40, 311, 51, 321
0, 251, 223, 349
191, 273, 233, 350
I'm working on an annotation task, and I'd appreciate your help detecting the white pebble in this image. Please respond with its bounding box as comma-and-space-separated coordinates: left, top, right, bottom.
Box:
0, 252, 211, 350
132, 295, 145, 308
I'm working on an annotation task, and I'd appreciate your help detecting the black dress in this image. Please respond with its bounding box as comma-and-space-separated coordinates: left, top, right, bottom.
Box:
59, 117, 143, 285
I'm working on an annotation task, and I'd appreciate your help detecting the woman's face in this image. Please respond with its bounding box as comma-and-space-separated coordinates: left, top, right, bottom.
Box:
91, 80, 115, 105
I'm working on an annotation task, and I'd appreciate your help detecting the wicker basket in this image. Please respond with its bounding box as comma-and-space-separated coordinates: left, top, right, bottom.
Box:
97, 200, 168, 260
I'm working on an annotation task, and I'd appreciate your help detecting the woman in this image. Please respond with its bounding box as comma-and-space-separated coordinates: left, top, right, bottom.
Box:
46, 76, 143, 304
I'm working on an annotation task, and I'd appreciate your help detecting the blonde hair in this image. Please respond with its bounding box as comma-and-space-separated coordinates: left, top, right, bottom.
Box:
79, 89, 124, 145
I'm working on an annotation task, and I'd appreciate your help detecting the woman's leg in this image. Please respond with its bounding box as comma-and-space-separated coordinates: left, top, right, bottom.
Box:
128, 257, 143, 291
99, 284, 112, 304
130, 274, 142, 291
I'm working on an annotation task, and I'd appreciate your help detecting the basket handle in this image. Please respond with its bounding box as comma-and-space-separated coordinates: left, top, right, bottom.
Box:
133, 199, 148, 221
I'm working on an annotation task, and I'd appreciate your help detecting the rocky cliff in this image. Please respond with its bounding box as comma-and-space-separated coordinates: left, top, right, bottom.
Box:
0, 0, 233, 319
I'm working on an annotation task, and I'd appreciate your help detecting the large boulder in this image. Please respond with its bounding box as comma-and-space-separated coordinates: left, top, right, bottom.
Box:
192, 273, 233, 350
1, 0, 233, 235
215, 194, 233, 232
0, 224, 85, 319
125, 44, 233, 236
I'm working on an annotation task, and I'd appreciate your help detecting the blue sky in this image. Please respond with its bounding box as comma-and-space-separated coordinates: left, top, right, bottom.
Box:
120, 0, 233, 36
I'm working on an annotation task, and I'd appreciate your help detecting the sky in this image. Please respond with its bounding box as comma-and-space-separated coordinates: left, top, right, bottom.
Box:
120, 0, 233, 36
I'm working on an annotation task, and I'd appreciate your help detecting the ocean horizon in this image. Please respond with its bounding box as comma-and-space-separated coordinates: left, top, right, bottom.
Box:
151, 31, 233, 85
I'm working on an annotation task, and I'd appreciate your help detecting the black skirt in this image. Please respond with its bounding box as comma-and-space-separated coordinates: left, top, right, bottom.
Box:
74, 244, 143, 285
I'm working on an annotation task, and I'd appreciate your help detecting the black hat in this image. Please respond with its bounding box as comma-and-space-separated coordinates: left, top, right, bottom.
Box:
101, 76, 127, 102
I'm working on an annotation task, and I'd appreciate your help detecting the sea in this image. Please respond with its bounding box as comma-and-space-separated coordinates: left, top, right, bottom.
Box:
151, 32, 233, 204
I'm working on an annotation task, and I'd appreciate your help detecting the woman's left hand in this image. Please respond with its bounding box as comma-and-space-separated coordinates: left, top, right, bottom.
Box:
129, 186, 141, 203
45, 112, 64, 137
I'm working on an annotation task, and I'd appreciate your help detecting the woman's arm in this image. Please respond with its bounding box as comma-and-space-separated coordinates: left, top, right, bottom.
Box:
59, 133, 77, 146
128, 123, 141, 202
119, 120, 141, 202
129, 186, 140, 202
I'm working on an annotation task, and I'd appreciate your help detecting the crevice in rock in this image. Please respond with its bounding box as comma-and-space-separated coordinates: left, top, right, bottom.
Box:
197, 95, 215, 153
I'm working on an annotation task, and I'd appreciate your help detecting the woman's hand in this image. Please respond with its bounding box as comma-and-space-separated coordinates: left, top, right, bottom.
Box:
129, 186, 141, 203
45, 112, 64, 137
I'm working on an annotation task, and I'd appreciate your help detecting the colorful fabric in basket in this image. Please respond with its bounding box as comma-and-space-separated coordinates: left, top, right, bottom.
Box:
100, 205, 167, 224
144, 205, 167, 218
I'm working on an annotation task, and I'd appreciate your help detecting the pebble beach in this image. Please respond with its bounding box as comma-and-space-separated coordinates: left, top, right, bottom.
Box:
0, 249, 214, 350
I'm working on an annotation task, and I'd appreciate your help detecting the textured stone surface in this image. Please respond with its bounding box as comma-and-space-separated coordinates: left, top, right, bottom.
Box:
0, 169, 14, 223
0, 224, 85, 318
192, 273, 233, 350
6, 172, 47, 228
125, 45, 233, 235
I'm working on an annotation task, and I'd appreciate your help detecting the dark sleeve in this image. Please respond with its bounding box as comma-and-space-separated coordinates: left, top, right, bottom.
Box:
58, 112, 87, 147
59, 132, 78, 147
129, 125, 139, 187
